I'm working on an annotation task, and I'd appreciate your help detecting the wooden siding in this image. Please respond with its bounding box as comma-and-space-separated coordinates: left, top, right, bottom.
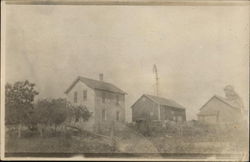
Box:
160, 105, 186, 122
132, 96, 159, 121
66, 81, 96, 131
198, 97, 241, 124
94, 89, 126, 127
66, 81, 95, 111
66, 81, 126, 132
132, 96, 186, 122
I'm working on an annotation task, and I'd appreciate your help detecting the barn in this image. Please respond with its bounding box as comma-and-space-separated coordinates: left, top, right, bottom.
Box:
197, 95, 242, 124
131, 94, 186, 123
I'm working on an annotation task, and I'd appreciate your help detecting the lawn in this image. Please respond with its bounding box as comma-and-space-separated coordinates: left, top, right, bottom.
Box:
5, 129, 115, 154
5, 124, 248, 157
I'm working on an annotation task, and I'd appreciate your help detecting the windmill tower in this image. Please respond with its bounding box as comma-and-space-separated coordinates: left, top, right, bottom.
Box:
224, 85, 245, 115
153, 64, 159, 96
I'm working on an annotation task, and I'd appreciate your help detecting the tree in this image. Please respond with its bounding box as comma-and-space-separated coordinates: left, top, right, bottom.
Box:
51, 98, 68, 130
35, 98, 68, 136
69, 104, 92, 123
35, 99, 92, 137
5, 80, 39, 137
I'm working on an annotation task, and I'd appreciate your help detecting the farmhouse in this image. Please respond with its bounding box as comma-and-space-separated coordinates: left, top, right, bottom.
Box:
197, 95, 242, 124
65, 74, 126, 132
131, 94, 186, 123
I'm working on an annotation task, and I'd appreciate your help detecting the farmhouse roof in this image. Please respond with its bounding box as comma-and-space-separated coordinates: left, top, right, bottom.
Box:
132, 94, 185, 110
65, 76, 127, 94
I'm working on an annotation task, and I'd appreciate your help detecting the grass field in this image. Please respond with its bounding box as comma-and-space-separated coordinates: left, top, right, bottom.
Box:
5, 129, 114, 153
5, 124, 248, 155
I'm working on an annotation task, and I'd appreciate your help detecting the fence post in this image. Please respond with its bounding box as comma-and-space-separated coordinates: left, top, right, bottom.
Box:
110, 121, 116, 152
179, 124, 183, 136
97, 121, 101, 134
18, 123, 22, 138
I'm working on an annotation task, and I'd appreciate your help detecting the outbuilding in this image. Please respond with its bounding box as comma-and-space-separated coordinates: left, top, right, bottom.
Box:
131, 94, 186, 123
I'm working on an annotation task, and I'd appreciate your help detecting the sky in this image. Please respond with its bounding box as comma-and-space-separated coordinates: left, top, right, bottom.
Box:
4, 4, 249, 121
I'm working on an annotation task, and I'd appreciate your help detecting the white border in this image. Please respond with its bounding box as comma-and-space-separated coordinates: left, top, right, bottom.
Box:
1, 0, 249, 161
1, 0, 6, 160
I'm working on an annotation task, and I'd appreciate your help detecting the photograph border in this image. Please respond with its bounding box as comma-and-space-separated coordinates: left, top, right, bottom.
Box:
1, 0, 249, 161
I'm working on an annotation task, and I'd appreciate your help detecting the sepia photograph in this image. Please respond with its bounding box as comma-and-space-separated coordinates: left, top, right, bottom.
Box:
1, 0, 249, 161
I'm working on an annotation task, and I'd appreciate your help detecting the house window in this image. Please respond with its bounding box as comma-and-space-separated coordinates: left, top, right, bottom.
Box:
74, 91, 78, 103
102, 92, 106, 103
102, 109, 106, 121
116, 95, 120, 105
83, 90, 87, 101
116, 111, 120, 121
177, 116, 183, 122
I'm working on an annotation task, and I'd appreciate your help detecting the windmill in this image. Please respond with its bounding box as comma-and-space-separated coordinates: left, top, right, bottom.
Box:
153, 64, 159, 96
224, 85, 245, 115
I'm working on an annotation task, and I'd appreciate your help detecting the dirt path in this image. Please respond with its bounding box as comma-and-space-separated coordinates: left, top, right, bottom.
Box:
67, 123, 160, 153
114, 124, 160, 153
117, 137, 159, 153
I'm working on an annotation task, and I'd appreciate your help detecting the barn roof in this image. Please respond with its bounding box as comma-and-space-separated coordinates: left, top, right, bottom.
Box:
198, 95, 241, 116
131, 94, 185, 110
65, 76, 127, 94
200, 95, 241, 111
145, 94, 185, 109
214, 95, 241, 109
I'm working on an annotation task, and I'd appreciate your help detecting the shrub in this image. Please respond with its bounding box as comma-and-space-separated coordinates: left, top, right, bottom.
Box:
5, 81, 39, 137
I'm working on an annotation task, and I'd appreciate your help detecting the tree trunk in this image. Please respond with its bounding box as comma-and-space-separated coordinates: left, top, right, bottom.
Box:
18, 123, 22, 138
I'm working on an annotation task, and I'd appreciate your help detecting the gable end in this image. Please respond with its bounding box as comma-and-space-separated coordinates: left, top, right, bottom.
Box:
131, 95, 157, 109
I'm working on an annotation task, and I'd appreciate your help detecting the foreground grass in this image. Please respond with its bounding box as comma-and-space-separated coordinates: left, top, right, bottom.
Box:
147, 132, 249, 154
5, 126, 248, 155
115, 125, 249, 154
5, 130, 114, 153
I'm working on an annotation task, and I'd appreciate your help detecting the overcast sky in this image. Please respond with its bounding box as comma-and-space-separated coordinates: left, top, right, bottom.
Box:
5, 4, 249, 121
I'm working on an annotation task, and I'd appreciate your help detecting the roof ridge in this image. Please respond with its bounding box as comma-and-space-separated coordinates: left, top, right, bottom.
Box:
79, 76, 112, 85
145, 94, 180, 102
213, 95, 239, 109
143, 94, 185, 109
214, 95, 225, 99
145, 94, 169, 99
65, 76, 126, 94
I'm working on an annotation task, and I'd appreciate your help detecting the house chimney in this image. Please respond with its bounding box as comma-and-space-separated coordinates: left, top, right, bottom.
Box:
99, 73, 103, 81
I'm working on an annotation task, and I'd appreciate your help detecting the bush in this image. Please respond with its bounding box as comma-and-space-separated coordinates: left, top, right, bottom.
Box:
69, 104, 92, 123
5, 81, 39, 137
35, 98, 68, 128
34, 99, 92, 137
